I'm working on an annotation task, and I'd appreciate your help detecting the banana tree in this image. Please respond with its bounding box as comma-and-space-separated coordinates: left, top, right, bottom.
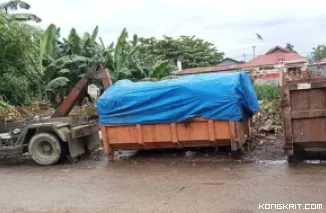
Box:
101, 28, 142, 82
42, 26, 102, 99
37, 24, 62, 99
139, 60, 176, 81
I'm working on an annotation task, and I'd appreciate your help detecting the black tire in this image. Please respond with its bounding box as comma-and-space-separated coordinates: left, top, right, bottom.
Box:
231, 149, 242, 159
28, 133, 62, 166
287, 155, 296, 164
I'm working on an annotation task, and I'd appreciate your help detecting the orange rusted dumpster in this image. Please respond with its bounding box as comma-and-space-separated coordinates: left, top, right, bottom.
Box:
280, 69, 326, 162
101, 118, 249, 161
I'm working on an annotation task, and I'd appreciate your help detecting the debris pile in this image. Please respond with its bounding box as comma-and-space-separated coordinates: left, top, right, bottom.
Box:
69, 106, 97, 116
246, 99, 285, 161
252, 100, 282, 134
0, 101, 54, 121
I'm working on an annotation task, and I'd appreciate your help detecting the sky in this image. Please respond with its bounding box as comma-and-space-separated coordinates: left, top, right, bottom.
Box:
5, 0, 326, 61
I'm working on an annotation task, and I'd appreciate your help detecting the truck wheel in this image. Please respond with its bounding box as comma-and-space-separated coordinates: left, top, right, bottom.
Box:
287, 155, 296, 164
28, 133, 62, 166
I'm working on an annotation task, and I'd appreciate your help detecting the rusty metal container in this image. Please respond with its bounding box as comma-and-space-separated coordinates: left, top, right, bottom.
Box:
101, 118, 249, 161
281, 73, 326, 162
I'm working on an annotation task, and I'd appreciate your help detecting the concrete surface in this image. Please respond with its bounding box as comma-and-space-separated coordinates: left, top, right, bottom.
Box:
0, 157, 326, 213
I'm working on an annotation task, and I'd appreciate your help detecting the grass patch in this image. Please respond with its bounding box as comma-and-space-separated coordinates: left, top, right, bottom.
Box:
254, 84, 280, 101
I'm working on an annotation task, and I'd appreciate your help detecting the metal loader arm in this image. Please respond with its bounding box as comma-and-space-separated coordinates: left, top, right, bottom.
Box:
51, 63, 112, 118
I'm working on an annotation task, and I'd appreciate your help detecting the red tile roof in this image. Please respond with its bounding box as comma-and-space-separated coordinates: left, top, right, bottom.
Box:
177, 64, 242, 75
242, 52, 306, 68
177, 46, 307, 75
265, 45, 291, 54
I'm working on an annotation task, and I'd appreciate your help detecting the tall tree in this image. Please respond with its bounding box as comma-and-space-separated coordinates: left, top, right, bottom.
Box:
312, 45, 326, 61
138, 35, 224, 69
285, 43, 297, 53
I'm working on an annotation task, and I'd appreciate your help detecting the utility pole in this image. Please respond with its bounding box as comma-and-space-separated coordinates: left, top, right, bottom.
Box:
252, 46, 256, 58
243, 53, 246, 62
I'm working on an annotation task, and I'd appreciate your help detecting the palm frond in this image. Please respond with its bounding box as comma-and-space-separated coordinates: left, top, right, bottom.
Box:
82, 32, 90, 41
109, 42, 114, 49
40, 24, 57, 61
132, 34, 138, 46
45, 77, 70, 91
58, 68, 71, 74
114, 28, 128, 65
115, 67, 132, 79
47, 55, 88, 70
90, 25, 98, 43
68, 28, 82, 54
82, 32, 91, 49
125, 45, 140, 67
150, 60, 171, 79
99, 37, 105, 49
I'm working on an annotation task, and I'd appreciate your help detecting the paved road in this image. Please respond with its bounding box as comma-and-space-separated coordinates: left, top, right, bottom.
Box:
0, 157, 326, 213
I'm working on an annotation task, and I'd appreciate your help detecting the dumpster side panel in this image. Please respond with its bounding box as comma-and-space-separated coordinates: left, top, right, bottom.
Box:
290, 86, 326, 144
292, 118, 326, 143
282, 79, 326, 156
101, 118, 249, 160
142, 124, 172, 142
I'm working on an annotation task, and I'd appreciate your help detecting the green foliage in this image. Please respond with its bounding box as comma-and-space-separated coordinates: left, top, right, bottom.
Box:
45, 77, 70, 91
40, 24, 57, 65
146, 60, 172, 80
259, 99, 279, 116
0, 13, 41, 105
285, 43, 297, 53
0, 73, 31, 105
43, 26, 103, 98
254, 84, 280, 101
1, 0, 225, 108
312, 45, 326, 61
114, 28, 128, 68
138, 35, 224, 69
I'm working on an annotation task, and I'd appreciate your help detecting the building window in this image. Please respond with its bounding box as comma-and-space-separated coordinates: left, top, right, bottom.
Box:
288, 67, 298, 72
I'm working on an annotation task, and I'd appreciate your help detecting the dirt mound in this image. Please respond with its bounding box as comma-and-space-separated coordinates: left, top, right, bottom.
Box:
246, 100, 285, 161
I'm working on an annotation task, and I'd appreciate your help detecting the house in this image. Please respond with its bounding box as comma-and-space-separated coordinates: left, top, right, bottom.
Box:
177, 57, 243, 75
217, 58, 245, 66
308, 57, 326, 77
243, 46, 307, 84
242, 46, 307, 71
177, 46, 307, 84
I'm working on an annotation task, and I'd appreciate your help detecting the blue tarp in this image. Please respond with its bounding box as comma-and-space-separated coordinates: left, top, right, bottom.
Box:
97, 71, 259, 125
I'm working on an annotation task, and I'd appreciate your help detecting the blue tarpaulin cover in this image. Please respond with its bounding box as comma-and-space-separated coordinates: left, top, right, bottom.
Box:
97, 71, 259, 125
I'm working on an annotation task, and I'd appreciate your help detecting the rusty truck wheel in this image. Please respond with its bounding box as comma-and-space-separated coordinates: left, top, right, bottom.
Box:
28, 133, 62, 166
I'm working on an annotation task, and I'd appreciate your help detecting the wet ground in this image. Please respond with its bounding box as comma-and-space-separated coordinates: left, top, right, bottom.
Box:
1, 143, 326, 213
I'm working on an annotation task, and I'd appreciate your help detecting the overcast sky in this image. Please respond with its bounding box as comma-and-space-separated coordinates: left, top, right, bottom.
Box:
7, 0, 326, 61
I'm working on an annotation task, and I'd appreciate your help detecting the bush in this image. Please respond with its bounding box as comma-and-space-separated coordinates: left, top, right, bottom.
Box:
0, 14, 41, 105
254, 84, 280, 101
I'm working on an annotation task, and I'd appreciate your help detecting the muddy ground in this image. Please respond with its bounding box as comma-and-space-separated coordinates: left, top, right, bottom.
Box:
1, 134, 326, 213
